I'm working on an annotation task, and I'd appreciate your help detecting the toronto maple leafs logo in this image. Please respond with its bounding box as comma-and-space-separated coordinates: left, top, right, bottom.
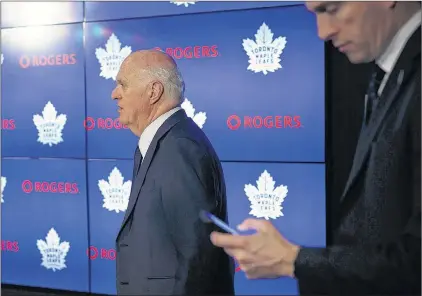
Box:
1, 176, 7, 203
181, 98, 207, 128
33, 101, 67, 147
36, 228, 70, 272
95, 33, 132, 81
242, 23, 287, 75
98, 167, 132, 213
170, 1, 196, 7
244, 170, 288, 220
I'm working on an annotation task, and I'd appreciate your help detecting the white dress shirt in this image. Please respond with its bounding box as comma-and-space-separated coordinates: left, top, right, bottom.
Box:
138, 107, 181, 159
376, 10, 421, 95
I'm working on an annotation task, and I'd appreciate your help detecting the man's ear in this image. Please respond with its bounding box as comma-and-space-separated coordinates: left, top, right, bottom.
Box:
148, 80, 164, 105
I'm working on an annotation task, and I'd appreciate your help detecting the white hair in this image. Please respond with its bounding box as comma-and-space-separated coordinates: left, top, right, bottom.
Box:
140, 65, 185, 103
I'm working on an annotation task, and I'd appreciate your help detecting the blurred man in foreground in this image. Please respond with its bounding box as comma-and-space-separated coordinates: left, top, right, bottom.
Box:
113, 49, 234, 295
211, 2, 421, 294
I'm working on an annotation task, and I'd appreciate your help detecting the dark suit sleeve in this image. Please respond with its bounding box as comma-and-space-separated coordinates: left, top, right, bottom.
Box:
294, 96, 421, 295
160, 137, 218, 294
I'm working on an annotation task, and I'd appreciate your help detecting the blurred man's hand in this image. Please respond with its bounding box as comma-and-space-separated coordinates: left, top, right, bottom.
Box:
211, 218, 300, 279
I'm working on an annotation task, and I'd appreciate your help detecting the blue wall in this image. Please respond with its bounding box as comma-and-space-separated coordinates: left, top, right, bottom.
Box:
1, 2, 326, 295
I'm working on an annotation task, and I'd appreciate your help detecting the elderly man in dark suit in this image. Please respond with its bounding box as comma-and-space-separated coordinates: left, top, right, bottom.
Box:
113, 49, 234, 295
211, 2, 421, 295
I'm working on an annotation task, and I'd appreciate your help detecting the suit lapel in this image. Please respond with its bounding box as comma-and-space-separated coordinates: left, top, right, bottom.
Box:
118, 110, 187, 238
132, 147, 142, 180
341, 26, 421, 201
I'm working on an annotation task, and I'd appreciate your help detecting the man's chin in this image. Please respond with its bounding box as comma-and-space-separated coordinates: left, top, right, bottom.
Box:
118, 116, 128, 126
345, 52, 372, 64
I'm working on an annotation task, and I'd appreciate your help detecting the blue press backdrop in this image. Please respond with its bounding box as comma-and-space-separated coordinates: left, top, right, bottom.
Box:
1, 1, 326, 295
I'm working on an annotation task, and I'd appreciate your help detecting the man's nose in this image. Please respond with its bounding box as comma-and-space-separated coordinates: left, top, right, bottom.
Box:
111, 88, 119, 100
316, 15, 338, 41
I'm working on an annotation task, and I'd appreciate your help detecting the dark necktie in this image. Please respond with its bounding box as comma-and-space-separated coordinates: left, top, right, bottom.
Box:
133, 147, 143, 179
365, 64, 386, 124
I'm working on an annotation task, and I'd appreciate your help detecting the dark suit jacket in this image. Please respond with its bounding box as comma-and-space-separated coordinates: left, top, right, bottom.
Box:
294, 27, 421, 295
115, 109, 235, 295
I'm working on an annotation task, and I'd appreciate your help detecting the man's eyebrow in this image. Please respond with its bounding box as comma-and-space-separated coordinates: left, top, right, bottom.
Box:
313, 1, 340, 13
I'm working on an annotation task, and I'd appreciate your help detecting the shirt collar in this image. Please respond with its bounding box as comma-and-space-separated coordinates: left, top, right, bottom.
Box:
376, 10, 421, 74
138, 107, 181, 158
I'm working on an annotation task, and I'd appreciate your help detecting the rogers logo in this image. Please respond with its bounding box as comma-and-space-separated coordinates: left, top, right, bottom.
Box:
19, 54, 77, 69
2, 119, 16, 130
227, 115, 302, 131
87, 246, 116, 261
153, 45, 219, 59
21, 180, 79, 194
1, 240, 19, 252
84, 117, 128, 131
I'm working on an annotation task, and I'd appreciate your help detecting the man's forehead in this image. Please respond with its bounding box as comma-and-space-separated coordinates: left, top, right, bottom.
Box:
117, 59, 135, 79
115, 68, 130, 85
115, 67, 125, 82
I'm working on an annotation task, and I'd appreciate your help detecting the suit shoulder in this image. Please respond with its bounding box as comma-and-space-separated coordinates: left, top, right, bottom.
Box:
161, 133, 207, 159
165, 120, 213, 152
